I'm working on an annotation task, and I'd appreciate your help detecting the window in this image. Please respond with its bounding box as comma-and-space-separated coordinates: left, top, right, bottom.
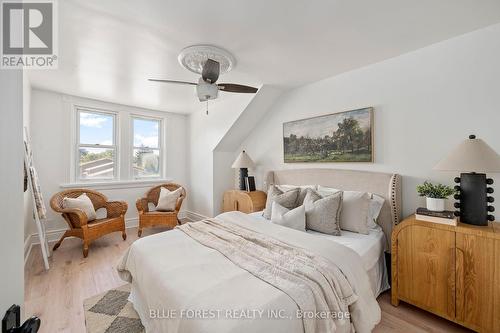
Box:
132, 116, 161, 178
77, 109, 117, 180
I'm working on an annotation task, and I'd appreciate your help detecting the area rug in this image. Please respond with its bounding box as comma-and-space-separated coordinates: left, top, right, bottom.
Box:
84, 284, 145, 333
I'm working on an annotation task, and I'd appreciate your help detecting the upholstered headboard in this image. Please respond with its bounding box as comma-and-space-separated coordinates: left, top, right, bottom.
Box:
265, 169, 402, 250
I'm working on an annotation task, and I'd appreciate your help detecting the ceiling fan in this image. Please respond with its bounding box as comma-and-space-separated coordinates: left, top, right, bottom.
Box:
149, 58, 258, 103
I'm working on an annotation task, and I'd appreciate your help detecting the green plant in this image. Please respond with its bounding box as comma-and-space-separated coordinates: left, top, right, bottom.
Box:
416, 181, 456, 199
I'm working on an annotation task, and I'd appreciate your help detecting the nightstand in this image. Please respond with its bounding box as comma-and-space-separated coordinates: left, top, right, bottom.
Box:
222, 190, 267, 214
391, 215, 500, 332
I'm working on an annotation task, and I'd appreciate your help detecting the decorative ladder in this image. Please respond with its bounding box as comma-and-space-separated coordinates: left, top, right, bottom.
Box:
24, 127, 50, 270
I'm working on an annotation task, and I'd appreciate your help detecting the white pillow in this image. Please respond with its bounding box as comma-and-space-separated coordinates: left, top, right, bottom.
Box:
340, 191, 371, 234
63, 193, 97, 221
367, 194, 385, 229
317, 186, 373, 234
156, 187, 183, 212
316, 185, 340, 197
271, 202, 306, 232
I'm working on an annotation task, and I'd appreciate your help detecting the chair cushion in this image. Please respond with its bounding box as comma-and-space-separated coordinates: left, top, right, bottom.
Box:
63, 193, 97, 221
156, 187, 183, 212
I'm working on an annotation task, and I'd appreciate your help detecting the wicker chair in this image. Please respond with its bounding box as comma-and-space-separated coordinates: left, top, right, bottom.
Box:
136, 183, 186, 237
50, 189, 128, 258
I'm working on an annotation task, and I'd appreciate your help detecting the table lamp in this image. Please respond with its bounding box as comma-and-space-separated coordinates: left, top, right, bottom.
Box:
434, 134, 500, 226
231, 150, 256, 191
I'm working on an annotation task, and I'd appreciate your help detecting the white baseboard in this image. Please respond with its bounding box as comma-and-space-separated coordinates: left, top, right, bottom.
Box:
24, 212, 207, 264
24, 235, 33, 265
183, 211, 210, 221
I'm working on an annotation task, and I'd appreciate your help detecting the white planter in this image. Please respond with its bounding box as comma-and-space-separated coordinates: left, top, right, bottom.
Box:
426, 197, 445, 212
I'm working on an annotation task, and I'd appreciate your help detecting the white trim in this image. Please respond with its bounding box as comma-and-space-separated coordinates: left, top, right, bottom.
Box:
68, 99, 175, 184
183, 210, 210, 222
24, 235, 33, 265
60, 178, 173, 190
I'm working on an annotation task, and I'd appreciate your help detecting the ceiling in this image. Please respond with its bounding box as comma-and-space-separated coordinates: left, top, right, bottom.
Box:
28, 0, 500, 114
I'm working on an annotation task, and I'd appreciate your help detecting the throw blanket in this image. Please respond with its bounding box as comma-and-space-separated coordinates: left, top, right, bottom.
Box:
177, 219, 356, 333
117, 212, 380, 333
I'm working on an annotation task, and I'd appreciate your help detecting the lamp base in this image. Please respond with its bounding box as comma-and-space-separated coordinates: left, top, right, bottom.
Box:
457, 173, 488, 226
238, 168, 248, 191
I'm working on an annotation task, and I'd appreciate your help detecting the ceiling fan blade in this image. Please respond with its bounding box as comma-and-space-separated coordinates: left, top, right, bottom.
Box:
202, 59, 220, 83
217, 83, 258, 93
148, 79, 197, 86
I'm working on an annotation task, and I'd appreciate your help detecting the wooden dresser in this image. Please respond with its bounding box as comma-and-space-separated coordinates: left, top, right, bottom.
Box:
222, 190, 267, 214
391, 215, 500, 332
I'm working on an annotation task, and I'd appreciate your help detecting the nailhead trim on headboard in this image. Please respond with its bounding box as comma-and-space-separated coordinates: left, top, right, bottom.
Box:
390, 174, 402, 225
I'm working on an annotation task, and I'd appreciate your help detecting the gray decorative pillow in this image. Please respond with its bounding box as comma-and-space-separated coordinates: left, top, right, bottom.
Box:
262, 185, 299, 219
303, 189, 343, 235
277, 185, 317, 206
271, 202, 306, 232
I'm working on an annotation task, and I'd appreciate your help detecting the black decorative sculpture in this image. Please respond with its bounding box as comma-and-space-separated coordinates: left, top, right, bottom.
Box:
434, 135, 500, 226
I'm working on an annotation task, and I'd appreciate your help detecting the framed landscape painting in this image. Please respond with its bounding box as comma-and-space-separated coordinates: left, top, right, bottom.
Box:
283, 107, 373, 163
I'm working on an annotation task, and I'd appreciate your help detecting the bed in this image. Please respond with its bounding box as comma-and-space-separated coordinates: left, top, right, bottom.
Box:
249, 211, 390, 298
118, 169, 402, 333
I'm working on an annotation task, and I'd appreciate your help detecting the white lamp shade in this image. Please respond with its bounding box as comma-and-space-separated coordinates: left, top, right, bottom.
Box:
232, 150, 256, 169
434, 136, 500, 173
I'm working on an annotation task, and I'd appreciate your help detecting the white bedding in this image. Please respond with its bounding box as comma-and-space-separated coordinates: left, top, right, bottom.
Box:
249, 211, 390, 296
119, 211, 381, 333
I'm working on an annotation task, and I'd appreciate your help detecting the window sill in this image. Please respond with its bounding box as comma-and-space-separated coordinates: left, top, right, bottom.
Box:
60, 178, 172, 190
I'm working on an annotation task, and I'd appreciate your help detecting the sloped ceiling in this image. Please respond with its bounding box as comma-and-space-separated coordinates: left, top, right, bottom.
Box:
27, 0, 500, 113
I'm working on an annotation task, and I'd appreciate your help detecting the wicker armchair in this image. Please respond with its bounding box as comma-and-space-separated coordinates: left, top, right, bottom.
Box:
136, 183, 186, 237
50, 189, 128, 258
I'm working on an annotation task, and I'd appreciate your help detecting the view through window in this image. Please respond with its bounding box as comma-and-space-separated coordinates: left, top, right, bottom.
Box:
78, 110, 117, 180
132, 117, 161, 178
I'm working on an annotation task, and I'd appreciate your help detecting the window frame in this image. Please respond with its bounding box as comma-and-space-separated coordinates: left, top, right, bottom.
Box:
131, 114, 163, 180
76, 107, 119, 182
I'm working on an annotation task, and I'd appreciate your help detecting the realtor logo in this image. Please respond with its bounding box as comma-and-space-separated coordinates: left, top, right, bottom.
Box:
1, 0, 58, 69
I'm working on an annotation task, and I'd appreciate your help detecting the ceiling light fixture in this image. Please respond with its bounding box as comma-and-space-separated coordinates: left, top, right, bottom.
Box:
178, 45, 236, 75
148, 44, 258, 114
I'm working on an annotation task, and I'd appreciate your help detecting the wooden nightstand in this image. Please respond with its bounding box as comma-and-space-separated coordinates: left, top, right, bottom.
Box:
391, 215, 500, 332
222, 190, 267, 214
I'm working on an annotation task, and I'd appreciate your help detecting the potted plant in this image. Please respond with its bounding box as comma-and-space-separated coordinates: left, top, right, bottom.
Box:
416, 181, 456, 212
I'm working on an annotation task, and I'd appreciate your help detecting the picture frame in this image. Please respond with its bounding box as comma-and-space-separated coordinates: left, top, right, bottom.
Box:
245, 176, 256, 192
283, 107, 373, 163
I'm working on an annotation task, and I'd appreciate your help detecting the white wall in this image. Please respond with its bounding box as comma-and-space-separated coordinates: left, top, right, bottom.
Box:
29, 89, 189, 237
237, 23, 500, 217
23, 74, 34, 248
212, 86, 285, 215
0, 70, 25, 312
188, 94, 254, 217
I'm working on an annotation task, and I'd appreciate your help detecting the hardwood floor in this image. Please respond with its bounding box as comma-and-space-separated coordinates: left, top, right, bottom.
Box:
25, 227, 473, 333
